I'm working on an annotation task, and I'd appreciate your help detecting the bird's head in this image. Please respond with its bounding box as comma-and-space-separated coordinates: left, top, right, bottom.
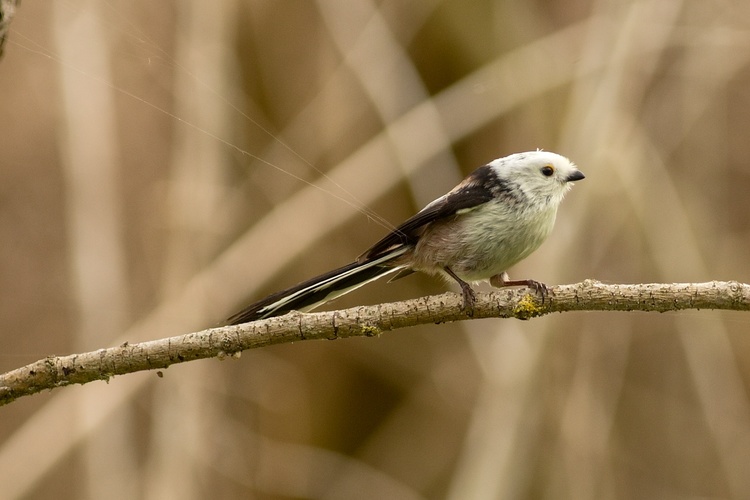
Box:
489, 150, 585, 207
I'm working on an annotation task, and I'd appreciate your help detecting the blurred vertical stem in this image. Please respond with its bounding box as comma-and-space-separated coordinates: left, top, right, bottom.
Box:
144, 0, 238, 498
53, 1, 136, 499
0, 0, 18, 57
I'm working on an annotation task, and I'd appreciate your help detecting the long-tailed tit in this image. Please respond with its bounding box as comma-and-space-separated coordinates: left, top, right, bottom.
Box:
228, 150, 584, 324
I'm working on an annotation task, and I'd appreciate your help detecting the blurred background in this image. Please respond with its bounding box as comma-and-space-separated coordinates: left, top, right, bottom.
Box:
1, 0, 750, 498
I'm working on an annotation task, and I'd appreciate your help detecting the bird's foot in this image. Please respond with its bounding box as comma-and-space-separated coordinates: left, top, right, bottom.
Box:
444, 267, 476, 315
460, 283, 477, 315
490, 273, 550, 304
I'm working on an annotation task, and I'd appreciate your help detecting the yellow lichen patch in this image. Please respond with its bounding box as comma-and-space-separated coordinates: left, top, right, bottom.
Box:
513, 294, 545, 320
360, 324, 382, 337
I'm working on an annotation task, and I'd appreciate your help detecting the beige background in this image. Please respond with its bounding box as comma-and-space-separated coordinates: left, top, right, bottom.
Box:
1, 0, 750, 498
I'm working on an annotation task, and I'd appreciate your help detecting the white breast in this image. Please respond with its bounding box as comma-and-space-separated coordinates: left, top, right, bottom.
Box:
436, 201, 558, 281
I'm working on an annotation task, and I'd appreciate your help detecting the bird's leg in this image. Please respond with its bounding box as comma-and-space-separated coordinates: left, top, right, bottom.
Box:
490, 272, 550, 304
444, 267, 476, 314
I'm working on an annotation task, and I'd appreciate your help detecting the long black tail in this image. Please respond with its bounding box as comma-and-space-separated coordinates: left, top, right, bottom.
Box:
227, 249, 407, 324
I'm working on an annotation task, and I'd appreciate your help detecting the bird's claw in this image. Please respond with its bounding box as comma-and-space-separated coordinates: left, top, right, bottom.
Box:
489, 274, 550, 304
460, 285, 476, 316
525, 280, 549, 304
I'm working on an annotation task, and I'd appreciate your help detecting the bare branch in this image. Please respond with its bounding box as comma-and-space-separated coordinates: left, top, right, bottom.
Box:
1, 280, 748, 406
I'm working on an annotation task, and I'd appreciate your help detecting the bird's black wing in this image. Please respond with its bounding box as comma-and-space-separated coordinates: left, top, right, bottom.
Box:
361, 165, 501, 260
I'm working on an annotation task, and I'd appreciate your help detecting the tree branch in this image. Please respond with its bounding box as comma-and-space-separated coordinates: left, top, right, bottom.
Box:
1, 280, 748, 406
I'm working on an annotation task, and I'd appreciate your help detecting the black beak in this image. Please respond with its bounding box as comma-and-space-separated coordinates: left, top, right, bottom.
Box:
566, 170, 585, 182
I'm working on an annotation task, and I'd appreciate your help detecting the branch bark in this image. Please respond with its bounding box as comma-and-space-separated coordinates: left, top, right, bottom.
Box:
2, 280, 748, 406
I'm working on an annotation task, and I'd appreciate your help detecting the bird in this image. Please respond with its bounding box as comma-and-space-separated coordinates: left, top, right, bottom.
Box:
227, 150, 584, 325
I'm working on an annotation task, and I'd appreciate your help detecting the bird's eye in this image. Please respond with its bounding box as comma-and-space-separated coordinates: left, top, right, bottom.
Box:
541, 165, 555, 177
